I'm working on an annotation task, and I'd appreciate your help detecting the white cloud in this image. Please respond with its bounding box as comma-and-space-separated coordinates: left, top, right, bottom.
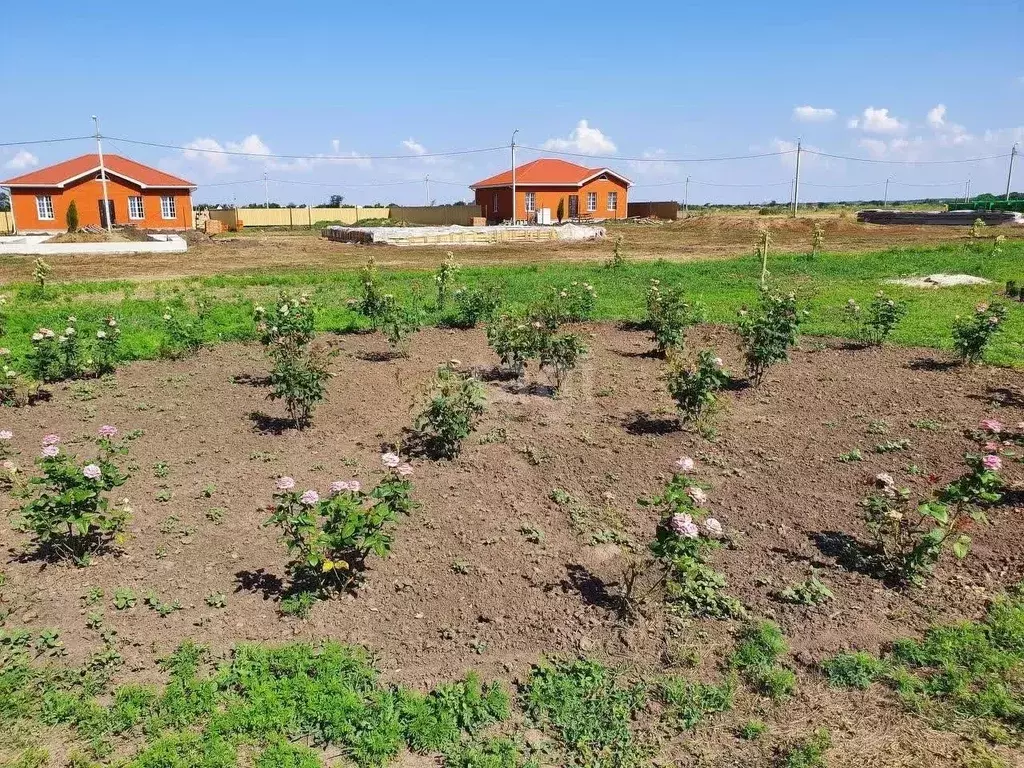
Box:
542, 119, 616, 155
793, 106, 836, 123
856, 138, 889, 158
401, 139, 427, 155
4, 150, 39, 170
926, 104, 947, 129
846, 117, 860, 129
627, 149, 680, 179
182, 134, 369, 174
856, 107, 906, 135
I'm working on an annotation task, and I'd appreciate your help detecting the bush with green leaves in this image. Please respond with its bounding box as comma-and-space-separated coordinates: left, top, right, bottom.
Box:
265, 455, 414, 598
625, 462, 744, 619
657, 675, 735, 731
255, 293, 315, 354
538, 331, 587, 390
450, 285, 501, 328
93, 316, 122, 376
268, 346, 331, 429
779, 728, 831, 768
414, 364, 486, 458
66, 200, 80, 232
486, 314, 536, 377
778, 575, 834, 606
15, 426, 130, 565
28, 326, 60, 382
378, 296, 423, 355
434, 251, 460, 309
729, 621, 797, 700
737, 289, 804, 385
548, 281, 596, 323
664, 350, 729, 423
821, 651, 886, 690
645, 280, 703, 356
811, 221, 825, 256
355, 256, 388, 321
606, 234, 626, 268
32, 258, 52, 294
843, 291, 909, 346
863, 455, 1002, 587
952, 302, 1007, 363
159, 305, 205, 360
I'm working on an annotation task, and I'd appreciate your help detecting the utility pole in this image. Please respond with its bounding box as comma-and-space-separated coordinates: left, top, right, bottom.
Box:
965, 178, 971, 204
684, 175, 690, 216
883, 178, 890, 208
510, 129, 519, 226
264, 172, 269, 209
791, 138, 802, 216
1007, 144, 1018, 201
424, 175, 430, 206
92, 116, 112, 232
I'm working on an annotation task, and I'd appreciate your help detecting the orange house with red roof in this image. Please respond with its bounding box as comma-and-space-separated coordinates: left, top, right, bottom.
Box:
2, 154, 195, 232
470, 158, 631, 224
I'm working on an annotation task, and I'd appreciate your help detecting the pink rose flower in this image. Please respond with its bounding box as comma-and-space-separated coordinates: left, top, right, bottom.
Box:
276, 476, 296, 491
982, 454, 1002, 471
329, 480, 350, 494
98, 425, 118, 438
83, 464, 101, 480
686, 486, 708, 506
669, 513, 699, 538
381, 452, 401, 468
347, 480, 361, 493
41, 445, 59, 458
704, 518, 724, 537
980, 419, 1003, 434
675, 456, 695, 472
300, 489, 319, 506
42, 434, 60, 446
397, 463, 414, 478
0, 430, 12, 440
984, 441, 1000, 452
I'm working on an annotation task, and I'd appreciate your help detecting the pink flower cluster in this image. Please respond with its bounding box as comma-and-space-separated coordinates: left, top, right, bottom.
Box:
675, 456, 695, 472
276, 476, 296, 491
982, 454, 1002, 471
83, 464, 101, 480
980, 418, 1003, 434
382, 452, 413, 477
330, 480, 362, 494
98, 425, 118, 438
300, 489, 319, 506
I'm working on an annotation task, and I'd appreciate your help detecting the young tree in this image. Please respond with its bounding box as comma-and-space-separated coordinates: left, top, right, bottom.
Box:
66, 200, 80, 232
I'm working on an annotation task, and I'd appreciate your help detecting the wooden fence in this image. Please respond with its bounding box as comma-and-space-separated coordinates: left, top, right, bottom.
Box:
206, 206, 389, 229
626, 201, 680, 220
389, 205, 482, 226
0, 211, 13, 234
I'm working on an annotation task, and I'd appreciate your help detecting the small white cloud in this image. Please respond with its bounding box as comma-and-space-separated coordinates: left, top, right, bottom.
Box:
331, 139, 340, 153
857, 138, 889, 157
543, 119, 617, 155
5, 150, 39, 170
926, 104, 947, 129
793, 106, 836, 123
627, 149, 680, 179
857, 107, 906, 135
183, 134, 370, 175
401, 139, 427, 155
846, 117, 860, 129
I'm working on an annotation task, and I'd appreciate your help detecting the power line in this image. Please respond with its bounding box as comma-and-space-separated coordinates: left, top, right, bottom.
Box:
518, 145, 795, 163
803, 148, 1011, 165
0, 136, 92, 148
105, 136, 506, 161
265, 177, 420, 188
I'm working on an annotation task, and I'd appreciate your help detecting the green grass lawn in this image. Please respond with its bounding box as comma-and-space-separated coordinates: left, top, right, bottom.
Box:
4, 238, 1023, 366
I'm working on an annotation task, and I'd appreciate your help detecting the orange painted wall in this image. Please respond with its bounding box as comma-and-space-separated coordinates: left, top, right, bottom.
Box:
473, 175, 628, 223
10, 173, 193, 232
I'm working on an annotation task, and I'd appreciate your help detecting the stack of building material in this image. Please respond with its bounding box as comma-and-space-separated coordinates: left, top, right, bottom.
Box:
857, 209, 1023, 226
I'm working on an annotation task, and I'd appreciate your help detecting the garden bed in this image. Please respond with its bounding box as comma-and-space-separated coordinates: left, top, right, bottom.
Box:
1, 322, 1022, 765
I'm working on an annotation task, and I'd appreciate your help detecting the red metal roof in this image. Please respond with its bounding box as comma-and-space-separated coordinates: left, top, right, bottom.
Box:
470, 158, 631, 189
2, 154, 195, 189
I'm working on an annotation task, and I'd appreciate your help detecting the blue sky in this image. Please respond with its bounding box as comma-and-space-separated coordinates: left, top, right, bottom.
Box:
2, 0, 1022, 205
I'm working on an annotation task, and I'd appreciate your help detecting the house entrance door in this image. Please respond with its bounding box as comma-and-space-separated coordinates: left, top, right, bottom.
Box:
568, 195, 579, 219
98, 199, 115, 227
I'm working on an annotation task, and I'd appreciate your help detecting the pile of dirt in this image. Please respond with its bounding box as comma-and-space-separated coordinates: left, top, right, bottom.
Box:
47, 228, 154, 244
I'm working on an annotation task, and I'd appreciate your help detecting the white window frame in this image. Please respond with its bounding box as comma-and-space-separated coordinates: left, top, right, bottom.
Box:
36, 195, 54, 220
607, 191, 618, 211
492, 193, 498, 214
586, 192, 597, 212
128, 196, 145, 220
524, 191, 536, 213
160, 196, 176, 220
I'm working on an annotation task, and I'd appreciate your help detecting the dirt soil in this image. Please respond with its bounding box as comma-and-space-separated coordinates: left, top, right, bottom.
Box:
1, 323, 1022, 766
2, 213, 1020, 283
45, 228, 154, 244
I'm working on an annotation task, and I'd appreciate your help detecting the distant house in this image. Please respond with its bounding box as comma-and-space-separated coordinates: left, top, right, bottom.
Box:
470, 158, 631, 224
1, 154, 195, 232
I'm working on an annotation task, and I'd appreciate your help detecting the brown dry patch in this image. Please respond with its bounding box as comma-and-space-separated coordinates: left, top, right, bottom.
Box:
1, 213, 1018, 284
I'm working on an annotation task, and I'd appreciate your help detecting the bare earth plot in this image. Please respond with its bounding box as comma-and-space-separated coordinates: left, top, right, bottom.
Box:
0, 214, 1018, 283
1, 322, 1021, 766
